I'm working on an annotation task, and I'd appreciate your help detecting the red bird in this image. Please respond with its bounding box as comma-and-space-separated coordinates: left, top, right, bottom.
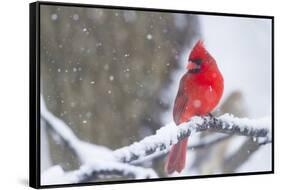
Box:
165, 40, 224, 174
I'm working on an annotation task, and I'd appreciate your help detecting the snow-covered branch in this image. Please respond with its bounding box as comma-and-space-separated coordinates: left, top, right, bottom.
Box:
41, 94, 271, 183
42, 163, 157, 185
114, 115, 271, 163
41, 95, 158, 184
130, 134, 232, 165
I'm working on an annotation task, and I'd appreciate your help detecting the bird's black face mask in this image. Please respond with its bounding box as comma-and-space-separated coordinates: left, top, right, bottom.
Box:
187, 58, 202, 74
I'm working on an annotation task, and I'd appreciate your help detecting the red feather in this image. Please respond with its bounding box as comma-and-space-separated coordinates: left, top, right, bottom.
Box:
165, 40, 224, 174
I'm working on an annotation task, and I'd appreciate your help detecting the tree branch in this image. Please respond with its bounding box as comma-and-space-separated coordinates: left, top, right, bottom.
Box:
113, 115, 271, 163
40, 94, 271, 182
42, 162, 157, 185
41, 95, 158, 184
131, 134, 232, 165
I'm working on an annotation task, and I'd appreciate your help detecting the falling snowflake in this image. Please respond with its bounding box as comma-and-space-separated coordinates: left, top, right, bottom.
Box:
86, 112, 92, 118
96, 42, 102, 47
51, 13, 58, 21
146, 34, 153, 40
104, 64, 109, 71
73, 14, 79, 21
109, 75, 114, 81
70, 102, 76, 107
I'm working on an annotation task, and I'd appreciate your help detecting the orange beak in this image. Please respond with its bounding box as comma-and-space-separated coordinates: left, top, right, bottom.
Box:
187, 61, 199, 70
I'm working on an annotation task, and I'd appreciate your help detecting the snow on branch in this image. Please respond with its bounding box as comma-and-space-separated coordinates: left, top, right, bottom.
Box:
130, 134, 232, 165
40, 95, 158, 184
42, 162, 157, 185
113, 115, 271, 163
40, 94, 271, 183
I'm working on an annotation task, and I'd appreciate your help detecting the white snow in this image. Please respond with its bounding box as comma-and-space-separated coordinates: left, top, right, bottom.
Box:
72, 14, 79, 21
161, 16, 272, 175
116, 113, 270, 165
109, 75, 114, 81
41, 95, 158, 184
41, 165, 66, 185
51, 13, 58, 21
114, 118, 204, 162
146, 34, 153, 40
41, 95, 80, 146
42, 162, 158, 185
219, 113, 271, 137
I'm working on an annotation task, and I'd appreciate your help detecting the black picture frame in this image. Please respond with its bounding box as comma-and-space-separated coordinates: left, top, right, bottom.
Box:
30, 1, 274, 189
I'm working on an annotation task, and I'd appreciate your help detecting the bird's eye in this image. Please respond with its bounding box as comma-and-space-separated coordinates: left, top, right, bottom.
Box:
188, 68, 200, 74
191, 58, 202, 65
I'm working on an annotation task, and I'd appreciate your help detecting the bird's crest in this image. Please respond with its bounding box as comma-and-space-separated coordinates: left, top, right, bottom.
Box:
189, 40, 207, 61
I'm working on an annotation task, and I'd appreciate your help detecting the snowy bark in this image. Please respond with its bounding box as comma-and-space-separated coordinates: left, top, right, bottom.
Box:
114, 115, 271, 163
42, 163, 157, 185
41, 95, 158, 184
40, 95, 271, 183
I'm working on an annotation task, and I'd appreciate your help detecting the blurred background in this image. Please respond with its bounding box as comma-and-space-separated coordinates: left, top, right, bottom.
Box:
40, 4, 272, 182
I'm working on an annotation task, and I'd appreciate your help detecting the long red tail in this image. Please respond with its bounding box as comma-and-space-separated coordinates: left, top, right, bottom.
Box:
165, 138, 188, 174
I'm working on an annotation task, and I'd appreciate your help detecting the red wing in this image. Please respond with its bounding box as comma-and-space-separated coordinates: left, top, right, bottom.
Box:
173, 85, 189, 125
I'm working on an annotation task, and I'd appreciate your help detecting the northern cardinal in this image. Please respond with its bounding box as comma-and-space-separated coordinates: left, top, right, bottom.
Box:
165, 40, 224, 174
